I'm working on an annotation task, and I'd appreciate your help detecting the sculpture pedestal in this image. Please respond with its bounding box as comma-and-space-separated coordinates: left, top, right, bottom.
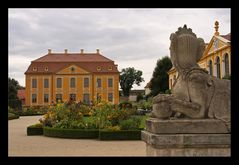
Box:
141, 118, 231, 156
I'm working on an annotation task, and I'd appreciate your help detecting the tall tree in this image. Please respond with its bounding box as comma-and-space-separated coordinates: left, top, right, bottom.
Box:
149, 56, 172, 96
8, 77, 23, 110
120, 67, 144, 96
8, 77, 23, 99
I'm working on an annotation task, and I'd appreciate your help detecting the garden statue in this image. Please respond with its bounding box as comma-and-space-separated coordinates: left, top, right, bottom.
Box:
150, 25, 231, 131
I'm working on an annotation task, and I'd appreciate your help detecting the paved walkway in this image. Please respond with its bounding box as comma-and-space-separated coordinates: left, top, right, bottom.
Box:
8, 116, 146, 156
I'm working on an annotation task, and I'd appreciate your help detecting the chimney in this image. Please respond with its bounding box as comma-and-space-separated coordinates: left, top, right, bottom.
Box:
48, 49, 52, 54
80, 49, 84, 54
64, 49, 68, 54
96, 49, 100, 54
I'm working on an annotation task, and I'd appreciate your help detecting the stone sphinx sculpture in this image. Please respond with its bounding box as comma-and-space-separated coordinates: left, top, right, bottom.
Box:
150, 25, 231, 131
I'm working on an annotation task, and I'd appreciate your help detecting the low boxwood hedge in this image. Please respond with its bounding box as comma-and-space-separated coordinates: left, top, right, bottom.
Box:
43, 127, 99, 139
99, 129, 143, 140
27, 124, 43, 135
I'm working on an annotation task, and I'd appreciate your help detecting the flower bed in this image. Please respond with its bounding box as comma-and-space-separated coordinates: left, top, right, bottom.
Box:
43, 127, 99, 139
26, 99, 148, 140
27, 123, 43, 135
99, 129, 143, 140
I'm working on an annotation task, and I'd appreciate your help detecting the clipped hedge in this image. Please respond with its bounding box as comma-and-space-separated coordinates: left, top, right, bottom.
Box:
99, 129, 142, 140
27, 124, 43, 135
43, 127, 99, 139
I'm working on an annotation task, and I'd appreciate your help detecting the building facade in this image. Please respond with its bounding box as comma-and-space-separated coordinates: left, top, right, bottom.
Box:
168, 21, 231, 89
25, 49, 119, 106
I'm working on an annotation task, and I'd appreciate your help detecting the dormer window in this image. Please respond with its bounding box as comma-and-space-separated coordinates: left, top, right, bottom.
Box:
33, 67, 37, 71
108, 66, 113, 71
97, 66, 101, 71
45, 67, 48, 71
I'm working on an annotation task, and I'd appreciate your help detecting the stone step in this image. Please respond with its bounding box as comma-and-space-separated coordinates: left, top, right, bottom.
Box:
146, 118, 229, 134
141, 131, 231, 148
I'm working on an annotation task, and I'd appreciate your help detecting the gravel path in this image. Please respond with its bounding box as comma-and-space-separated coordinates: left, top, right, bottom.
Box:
8, 116, 146, 156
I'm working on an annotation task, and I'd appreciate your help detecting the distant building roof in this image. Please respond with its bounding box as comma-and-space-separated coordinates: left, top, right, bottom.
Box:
129, 89, 145, 96
17, 89, 25, 100
220, 33, 231, 41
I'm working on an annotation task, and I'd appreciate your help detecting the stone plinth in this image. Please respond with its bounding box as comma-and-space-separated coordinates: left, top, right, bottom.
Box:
146, 118, 229, 134
141, 118, 231, 156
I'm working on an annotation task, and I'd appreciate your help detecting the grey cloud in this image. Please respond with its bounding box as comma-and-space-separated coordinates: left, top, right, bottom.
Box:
9, 8, 230, 87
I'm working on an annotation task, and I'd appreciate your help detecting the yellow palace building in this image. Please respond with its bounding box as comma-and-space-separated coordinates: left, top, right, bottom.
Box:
25, 49, 119, 106
168, 21, 231, 89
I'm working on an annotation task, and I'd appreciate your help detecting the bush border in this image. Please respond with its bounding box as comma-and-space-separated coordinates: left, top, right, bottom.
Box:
43, 127, 99, 139
99, 129, 142, 140
27, 125, 43, 135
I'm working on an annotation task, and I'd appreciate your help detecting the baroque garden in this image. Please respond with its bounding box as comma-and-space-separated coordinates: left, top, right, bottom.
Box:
9, 21, 231, 156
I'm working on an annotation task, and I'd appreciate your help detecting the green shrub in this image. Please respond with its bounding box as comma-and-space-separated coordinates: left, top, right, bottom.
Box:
19, 106, 48, 116
27, 123, 43, 135
138, 99, 153, 110
99, 130, 142, 140
43, 127, 99, 139
119, 116, 141, 130
8, 99, 22, 111
136, 94, 144, 102
8, 112, 19, 120
118, 101, 133, 109
79, 104, 91, 116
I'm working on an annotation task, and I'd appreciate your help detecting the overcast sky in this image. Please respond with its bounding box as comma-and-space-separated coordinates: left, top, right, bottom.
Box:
9, 8, 230, 89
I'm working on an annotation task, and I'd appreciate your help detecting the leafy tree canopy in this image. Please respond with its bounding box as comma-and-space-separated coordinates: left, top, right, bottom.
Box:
120, 67, 144, 97
149, 56, 172, 96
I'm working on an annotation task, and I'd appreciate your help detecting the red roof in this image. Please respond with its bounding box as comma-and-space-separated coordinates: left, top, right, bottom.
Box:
25, 52, 119, 74
33, 53, 113, 62
17, 90, 25, 99
220, 33, 231, 41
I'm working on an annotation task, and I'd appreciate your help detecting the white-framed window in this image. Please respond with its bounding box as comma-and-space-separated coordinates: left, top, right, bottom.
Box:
32, 94, 37, 103
108, 78, 113, 87
224, 53, 229, 76
32, 79, 37, 88
56, 94, 62, 102
44, 94, 49, 103
83, 93, 90, 103
56, 78, 62, 88
96, 78, 101, 87
84, 77, 89, 88
208, 60, 213, 76
216, 56, 221, 78
44, 78, 49, 88
70, 77, 76, 88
